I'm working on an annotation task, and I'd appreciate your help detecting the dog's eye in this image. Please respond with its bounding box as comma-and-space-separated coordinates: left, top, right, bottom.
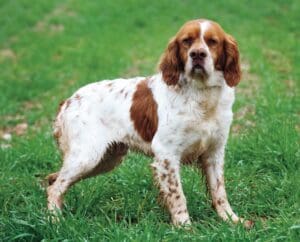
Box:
207, 38, 218, 46
182, 37, 193, 47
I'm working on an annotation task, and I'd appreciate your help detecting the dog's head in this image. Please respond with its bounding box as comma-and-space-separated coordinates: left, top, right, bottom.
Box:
159, 19, 241, 87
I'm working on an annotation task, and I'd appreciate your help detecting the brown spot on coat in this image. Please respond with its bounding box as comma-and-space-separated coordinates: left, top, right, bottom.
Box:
168, 201, 174, 209
74, 94, 81, 100
168, 178, 174, 186
200, 100, 217, 120
47, 172, 59, 186
169, 188, 177, 193
87, 142, 128, 177
53, 100, 66, 141
74, 94, 82, 106
164, 159, 170, 169
57, 100, 65, 114
130, 80, 158, 142
216, 178, 224, 190
53, 130, 61, 143
65, 99, 71, 109
217, 198, 225, 205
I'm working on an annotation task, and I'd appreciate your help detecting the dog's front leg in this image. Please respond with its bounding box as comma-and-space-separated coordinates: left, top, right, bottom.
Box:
202, 146, 254, 229
202, 146, 241, 223
151, 157, 190, 226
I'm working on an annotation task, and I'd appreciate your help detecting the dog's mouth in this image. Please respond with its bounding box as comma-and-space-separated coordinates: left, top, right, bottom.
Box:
192, 64, 205, 73
191, 61, 207, 78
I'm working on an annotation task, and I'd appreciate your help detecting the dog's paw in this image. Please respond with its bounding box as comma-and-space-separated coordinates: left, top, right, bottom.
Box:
238, 218, 254, 229
243, 219, 254, 229
172, 214, 191, 227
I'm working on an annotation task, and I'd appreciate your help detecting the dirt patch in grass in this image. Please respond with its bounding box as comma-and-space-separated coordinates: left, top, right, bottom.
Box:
124, 58, 142, 77
22, 101, 43, 111
283, 78, 298, 97
1, 114, 25, 124
263, 48, 292, 73
283, 79, 295, 89
0, 48, 17, 62
33, 2, 76, 34
0, 122, 28, 147
123, 55, 153, 78
0, 99, 45, 145
35, 22, 65, 33
232, 105, 256, 135
237, 59, 260, 98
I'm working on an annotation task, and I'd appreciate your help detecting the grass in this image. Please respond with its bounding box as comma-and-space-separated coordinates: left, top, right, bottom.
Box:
0, 0, 299, 241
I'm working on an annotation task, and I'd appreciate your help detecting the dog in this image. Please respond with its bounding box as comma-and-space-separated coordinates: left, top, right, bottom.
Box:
47, 19, 252, 227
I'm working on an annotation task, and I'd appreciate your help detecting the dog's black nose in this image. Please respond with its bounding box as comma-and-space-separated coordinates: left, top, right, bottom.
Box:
190, 49, 207, 59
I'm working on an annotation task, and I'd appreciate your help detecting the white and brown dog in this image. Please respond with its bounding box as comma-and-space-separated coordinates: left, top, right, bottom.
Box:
47, 19, 252, 227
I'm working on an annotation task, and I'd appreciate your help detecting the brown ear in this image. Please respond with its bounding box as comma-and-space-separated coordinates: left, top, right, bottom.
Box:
223, 34, 241, 87
159, 38, 183, 86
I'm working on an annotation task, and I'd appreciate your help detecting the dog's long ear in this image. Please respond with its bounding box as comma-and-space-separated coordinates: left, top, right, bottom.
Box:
159, 37, 183, 86
223, 34, 241, 87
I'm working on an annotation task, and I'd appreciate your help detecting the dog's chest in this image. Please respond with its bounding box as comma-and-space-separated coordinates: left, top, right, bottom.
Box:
179, 110, 224, 163
184, 117, 218, 147
171, 91, 231, 162
177, 90, 222, 131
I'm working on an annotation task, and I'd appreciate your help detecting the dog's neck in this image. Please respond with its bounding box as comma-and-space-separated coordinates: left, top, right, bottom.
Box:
168, 72, 226, 97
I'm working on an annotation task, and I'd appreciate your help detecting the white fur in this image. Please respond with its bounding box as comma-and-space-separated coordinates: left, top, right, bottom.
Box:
200, 21, 215, 78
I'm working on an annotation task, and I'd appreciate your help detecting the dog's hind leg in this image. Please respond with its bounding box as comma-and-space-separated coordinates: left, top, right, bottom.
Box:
47, 141, 127, 212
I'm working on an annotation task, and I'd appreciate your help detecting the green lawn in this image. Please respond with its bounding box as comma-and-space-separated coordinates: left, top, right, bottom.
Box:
0, 0, 299, 241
